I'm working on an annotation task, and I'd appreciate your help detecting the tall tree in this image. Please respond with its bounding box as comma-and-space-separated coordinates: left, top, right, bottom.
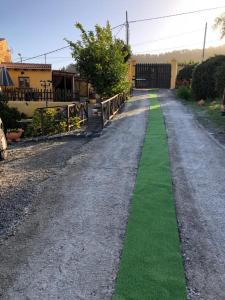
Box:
66, 22, 131, 98
214, 12, 225, 39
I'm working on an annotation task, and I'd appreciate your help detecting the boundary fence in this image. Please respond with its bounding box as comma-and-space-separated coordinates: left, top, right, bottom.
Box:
37, 102, 88, 135
101, 93, 126, 127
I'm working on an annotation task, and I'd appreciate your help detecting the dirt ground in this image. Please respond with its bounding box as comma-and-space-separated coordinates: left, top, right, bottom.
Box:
0, 90, 149, 299
160, 90, 225, 300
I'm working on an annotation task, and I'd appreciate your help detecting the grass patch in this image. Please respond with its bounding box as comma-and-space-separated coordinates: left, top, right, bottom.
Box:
183, 99, 225, 132
113, 94, 186, 300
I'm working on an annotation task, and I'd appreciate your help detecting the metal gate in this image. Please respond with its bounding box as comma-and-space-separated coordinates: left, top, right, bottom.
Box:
135, 63, 171, 88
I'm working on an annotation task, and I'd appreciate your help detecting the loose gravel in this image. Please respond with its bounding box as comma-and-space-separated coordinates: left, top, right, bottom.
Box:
160, 90, 225, 300
0, 90, 149, 299
0, 137, 88, 236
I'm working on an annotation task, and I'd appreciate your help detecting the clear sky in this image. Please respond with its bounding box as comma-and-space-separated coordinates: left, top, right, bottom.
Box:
1, 0, 225, 69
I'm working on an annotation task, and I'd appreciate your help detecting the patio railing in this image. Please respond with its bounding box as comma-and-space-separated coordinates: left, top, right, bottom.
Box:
2, 88, 80, 102
101, 93, 126, 126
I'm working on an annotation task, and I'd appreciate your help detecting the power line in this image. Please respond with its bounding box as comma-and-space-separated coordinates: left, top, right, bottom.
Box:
112, 23, 125, 30
133, 39, 219, 54
112, 5, 225, 29
132, 28, 203, 47
129, 5, 225, 24
15, 5, 225, 64
15, 45, 70, 63
114, 24, 125, 37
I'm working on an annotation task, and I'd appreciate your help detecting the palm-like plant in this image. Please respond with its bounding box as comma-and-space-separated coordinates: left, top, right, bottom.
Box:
214, 12, 225, 39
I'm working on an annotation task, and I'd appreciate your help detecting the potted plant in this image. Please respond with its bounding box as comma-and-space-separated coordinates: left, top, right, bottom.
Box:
6, 128, 24, 142
0, 117, 8, 160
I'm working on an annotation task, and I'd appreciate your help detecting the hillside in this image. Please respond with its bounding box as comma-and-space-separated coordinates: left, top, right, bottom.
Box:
132, 44, 225, 64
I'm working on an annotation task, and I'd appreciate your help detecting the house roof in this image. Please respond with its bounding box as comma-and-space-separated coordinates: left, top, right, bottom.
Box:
0, 62, 52, 70
52, 70, 80, 78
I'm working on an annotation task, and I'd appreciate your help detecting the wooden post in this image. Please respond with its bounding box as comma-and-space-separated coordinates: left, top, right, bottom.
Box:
67, 105, 70, 131
40, 109, 44, 135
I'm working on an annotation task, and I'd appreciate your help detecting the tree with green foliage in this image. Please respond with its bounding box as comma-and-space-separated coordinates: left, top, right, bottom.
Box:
115, 39, 132, 62
214, 12, 225, 39
176, 64, 196, 87
66, 22, 131, 98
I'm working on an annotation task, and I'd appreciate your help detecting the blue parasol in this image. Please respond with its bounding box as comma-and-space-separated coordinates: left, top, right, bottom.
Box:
0, 67, 14, 86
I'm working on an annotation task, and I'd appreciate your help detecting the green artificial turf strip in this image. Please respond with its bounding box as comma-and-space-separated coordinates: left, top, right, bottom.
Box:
113, 94, 187, 300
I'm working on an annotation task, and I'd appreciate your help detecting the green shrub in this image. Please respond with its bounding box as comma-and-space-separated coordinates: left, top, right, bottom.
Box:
0, 93, 22, 131
31, 108, 81, 136
177, 86, 192, 100
32, 108, 57, 136
176, 64, 196, 87
215, 63, 225, 97
70, 116, 81, 129
192, 55, 225, 100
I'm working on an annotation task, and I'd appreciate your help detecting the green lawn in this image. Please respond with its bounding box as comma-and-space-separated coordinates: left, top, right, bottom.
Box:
113, 94, 186, 300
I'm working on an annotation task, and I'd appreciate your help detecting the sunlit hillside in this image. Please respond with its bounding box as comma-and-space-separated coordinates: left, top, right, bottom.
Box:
132, 44, 225, 64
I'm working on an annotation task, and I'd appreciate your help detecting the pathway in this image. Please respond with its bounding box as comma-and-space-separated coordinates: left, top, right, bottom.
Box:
0, 90, 149, 300
160, 89, 225, 300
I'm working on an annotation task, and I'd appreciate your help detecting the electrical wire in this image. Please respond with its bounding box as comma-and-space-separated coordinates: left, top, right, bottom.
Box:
132, 28, 203, 47
114, 24, 125, 37
129, 5, 225, 24
15, 45, 70, 63
15, 5, 225, 64
133, 39, 219, 54
111, 5, 225, 29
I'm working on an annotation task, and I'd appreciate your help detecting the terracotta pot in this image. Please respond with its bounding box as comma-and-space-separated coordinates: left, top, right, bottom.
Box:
6, 129, 24, 142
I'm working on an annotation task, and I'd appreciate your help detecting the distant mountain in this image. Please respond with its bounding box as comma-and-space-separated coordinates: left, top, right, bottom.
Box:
132, 44, 225, 64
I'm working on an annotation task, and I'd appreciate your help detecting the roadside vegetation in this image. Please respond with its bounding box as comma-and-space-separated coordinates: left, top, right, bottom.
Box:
176, 54, 225, 134
0, 93, 22, 132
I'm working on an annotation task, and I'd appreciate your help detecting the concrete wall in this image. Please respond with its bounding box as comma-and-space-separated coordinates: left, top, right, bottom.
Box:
170, 59, 178, 89
128, 59, 136, 84
8, 101, 75, 118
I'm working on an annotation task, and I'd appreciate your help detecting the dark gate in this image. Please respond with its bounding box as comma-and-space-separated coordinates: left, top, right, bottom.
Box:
135, 63, 171, 88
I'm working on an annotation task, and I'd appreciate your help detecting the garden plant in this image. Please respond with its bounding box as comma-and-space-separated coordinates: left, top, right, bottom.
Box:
66, 22, 131, 98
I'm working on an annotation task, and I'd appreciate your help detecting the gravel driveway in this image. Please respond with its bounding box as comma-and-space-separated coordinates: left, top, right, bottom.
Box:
0, 137, 88, 236
160, 90, 225, 300
0, 90, 149, 299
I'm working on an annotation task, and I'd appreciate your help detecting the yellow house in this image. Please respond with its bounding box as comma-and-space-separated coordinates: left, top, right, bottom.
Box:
0, 62, 52, 89
0, 38, 12, 63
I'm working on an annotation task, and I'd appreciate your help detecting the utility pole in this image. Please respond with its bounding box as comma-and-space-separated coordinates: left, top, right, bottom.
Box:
202, 22, 207, 62
44, 54, 47, 64
126, 10, 130, 46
